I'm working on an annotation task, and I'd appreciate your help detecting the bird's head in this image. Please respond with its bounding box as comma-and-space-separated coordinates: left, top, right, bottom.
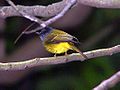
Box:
38, 27, 53, 41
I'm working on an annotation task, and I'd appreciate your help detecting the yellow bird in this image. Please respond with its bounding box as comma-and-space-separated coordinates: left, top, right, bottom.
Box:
38, 26, 87, 59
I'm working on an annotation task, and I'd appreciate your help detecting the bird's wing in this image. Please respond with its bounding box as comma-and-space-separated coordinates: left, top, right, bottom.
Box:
45, 34, 81, 44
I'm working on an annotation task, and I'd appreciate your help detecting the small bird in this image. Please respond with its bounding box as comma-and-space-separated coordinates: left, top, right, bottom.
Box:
37, 26, 87, 59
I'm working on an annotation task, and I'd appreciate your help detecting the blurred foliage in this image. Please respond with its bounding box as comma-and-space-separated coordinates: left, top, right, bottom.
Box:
35, 57, 115, 90
1, 0, 120, 90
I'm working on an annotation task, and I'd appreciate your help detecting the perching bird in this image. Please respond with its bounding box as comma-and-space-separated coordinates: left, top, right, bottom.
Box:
37, 26, 87, 59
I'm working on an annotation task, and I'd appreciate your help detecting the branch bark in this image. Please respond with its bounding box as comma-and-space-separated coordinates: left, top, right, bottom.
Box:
0, 45, 119, 71
5, 0, 77, 35
5, 0, 77, 25
79, 0, 120, 8
93, 71, 120, 90
1, 0, 120, 18
0, 0, 69, 18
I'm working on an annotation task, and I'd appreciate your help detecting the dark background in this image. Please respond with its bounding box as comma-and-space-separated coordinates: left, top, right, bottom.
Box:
0, 0, 120, 90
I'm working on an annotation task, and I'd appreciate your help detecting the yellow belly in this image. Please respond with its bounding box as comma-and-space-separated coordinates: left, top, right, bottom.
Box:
44, 42, 72, 54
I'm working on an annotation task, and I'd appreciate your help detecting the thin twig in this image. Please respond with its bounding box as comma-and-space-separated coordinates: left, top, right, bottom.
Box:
5, 0, 43, 24
93, 71, 120, 90
14, 22, 36, 44
0, 45, 119, 70
26, 0, 77, 33
43, 0, 76, 26
5, 0, 76, 33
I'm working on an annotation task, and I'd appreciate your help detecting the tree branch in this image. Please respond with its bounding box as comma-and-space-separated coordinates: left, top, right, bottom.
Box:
0, 45, 119, 71
5, 0, 77, 25
1, 0, 120, 18
0, 0, 69, 18
79, 0, 120, 8
5, 0, 76, 35
93, 71, 120, 90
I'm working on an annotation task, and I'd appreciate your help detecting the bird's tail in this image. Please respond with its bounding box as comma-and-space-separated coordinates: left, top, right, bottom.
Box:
71, 45, 88, 59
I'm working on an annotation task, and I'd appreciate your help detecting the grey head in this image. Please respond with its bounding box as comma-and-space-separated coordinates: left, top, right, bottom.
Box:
38, 27, 53, 41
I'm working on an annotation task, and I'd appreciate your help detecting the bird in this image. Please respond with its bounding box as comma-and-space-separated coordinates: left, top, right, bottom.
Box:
37, 26, 87, 59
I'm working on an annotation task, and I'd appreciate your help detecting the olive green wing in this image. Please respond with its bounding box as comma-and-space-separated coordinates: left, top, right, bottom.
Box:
44, 33, 81, 45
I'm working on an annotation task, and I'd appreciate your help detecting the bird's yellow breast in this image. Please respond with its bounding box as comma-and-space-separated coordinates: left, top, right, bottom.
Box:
44, 42, 72, 54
